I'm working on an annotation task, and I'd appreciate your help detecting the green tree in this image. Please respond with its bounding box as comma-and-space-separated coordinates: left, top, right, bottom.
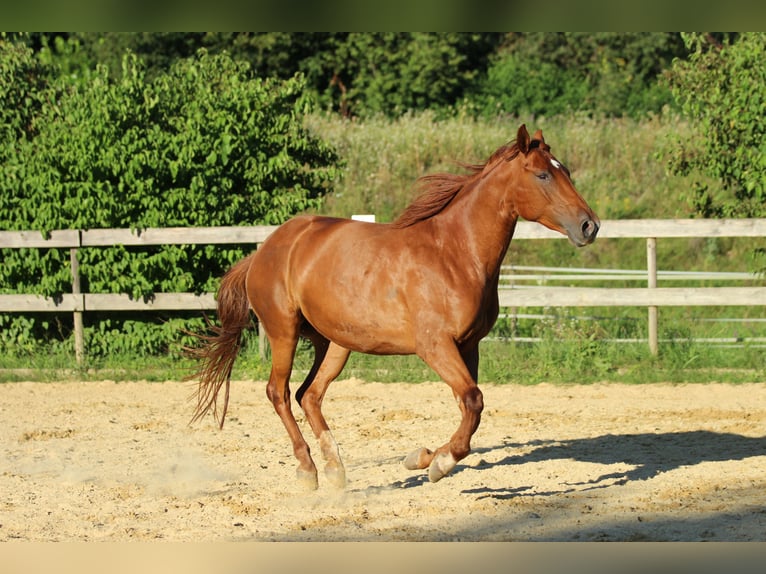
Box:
33, 33, 689, 120
468, 52, 589, 118
323, 33, 501, 117
0, 38, 55, 150
663, 33, 765, 218
37, 33, 503, 118
474, 33, 685, 118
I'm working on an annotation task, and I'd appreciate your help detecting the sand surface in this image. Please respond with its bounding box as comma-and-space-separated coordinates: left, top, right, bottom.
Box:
2, 378, 765, 541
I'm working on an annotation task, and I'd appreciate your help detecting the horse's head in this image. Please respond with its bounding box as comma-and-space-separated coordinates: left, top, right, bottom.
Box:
506, 124, 599, 247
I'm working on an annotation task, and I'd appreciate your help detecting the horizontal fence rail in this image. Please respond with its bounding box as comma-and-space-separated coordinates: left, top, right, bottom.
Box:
498, 286, 765, 308
0, 293, 218, 313
2, 218, 765, 362
500, 265, 758, 282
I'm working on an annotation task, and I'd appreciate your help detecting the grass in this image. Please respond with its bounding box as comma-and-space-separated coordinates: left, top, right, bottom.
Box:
2, 333, 762, 385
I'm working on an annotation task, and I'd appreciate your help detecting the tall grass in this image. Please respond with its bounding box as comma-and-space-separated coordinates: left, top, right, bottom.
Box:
306, 110, 709, 223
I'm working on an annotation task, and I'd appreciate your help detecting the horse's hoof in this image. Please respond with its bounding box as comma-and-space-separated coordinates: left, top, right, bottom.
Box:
427, 451, 457, 483
296, 467, 319, 491
403, 447, 433, 470
324, 462, 347, 489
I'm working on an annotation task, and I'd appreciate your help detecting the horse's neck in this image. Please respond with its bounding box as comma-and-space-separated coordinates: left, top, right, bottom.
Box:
435, 178, 518, 279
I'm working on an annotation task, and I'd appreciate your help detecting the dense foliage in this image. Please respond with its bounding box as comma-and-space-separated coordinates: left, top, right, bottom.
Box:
663, 33, 766, 273
468, 32, 686, 119
24, 32, 683, 119
0, 40, 341, 355
663, 32, 765, 219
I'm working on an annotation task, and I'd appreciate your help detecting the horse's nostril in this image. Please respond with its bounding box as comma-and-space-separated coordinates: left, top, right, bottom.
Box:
582, 219, 599, 239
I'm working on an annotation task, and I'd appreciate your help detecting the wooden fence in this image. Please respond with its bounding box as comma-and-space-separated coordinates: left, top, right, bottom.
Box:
1, 219, 765, 362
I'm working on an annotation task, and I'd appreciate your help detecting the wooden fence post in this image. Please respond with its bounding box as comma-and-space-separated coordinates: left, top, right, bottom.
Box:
70, 231, 84, 365
646, 237, 658, 356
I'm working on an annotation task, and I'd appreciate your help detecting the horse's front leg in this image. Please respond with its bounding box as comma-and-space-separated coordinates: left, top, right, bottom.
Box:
404, 342, 483, 482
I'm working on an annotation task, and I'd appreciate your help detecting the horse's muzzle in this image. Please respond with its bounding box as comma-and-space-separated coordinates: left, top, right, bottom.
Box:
568, 217, 599, 247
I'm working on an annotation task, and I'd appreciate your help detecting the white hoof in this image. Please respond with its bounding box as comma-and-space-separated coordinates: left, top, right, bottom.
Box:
403, 447, 433, 470
324, 462, 347, 489
296, 467, 319, 491
428, 451, 457, 483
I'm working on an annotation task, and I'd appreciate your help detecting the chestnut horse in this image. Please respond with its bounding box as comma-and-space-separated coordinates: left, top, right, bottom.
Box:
188, 124, 599, 489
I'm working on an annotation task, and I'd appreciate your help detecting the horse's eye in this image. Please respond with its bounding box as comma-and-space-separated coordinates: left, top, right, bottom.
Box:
536, 171, 550, 181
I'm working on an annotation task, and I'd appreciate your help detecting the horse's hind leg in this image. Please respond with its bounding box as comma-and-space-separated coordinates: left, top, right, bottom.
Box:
265, 329, 320, 490
296, 337, 351, 488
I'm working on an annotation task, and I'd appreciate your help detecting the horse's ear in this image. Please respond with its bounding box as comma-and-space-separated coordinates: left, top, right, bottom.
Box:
532, 129, 544, 144
517, 124, 530, 154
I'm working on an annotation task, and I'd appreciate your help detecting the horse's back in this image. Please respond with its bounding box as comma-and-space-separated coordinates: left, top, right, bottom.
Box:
248, 215, 420, 353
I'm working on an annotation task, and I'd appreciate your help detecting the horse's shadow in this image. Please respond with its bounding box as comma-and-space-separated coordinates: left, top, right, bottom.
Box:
458, 430, 766, 499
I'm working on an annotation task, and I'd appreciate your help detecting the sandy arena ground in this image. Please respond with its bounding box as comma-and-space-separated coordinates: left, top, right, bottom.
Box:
1, 378, 765, 542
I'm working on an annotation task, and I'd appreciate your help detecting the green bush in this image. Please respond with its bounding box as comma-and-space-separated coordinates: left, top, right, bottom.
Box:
0, 42, 342, 357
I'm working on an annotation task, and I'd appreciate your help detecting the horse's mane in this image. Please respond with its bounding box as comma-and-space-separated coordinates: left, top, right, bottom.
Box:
391, 142, 521, 229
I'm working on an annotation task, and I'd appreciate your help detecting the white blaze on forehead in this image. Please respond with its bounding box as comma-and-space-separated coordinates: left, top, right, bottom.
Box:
550, 158, 562, 169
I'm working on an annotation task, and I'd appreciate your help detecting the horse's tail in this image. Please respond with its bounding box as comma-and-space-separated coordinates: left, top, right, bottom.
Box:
185, 253, 255, 429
